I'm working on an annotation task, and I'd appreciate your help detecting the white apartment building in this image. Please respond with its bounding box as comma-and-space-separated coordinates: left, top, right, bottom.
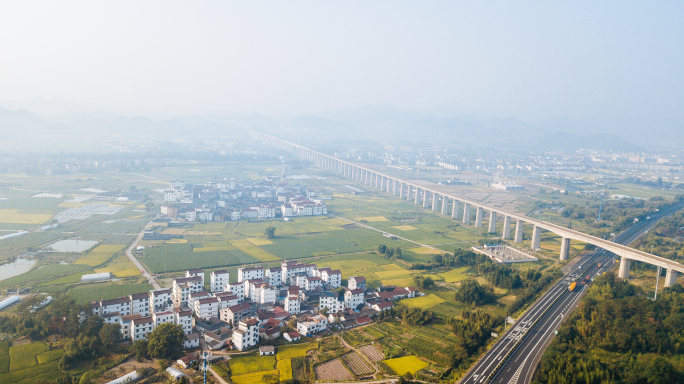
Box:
150, 289, 173, 313
233, 317, 260, 351
305, 276, 322, 291
132, 317, 155, 341
97, 297, 132, 317
345, 289, 364, 309
280, 204, 294, 217
210, 270, 230, 293
164, 190, 178, 202
193, 297, 220, 319
321, 269, 342, 288
225, 281, 245, 301
257, 284, 277, 305
188, 291, 210, 309
130, 293, 150, 317
171, 180, 185, 190
265, 267, 282, 287
184, 333, 200, 349
245, 279, 264, 300
153, 311, 175, 327
220, 302, 253, 325
238, 266, 263, 282
186, 269, 205, 286
297, 314, 328, 336
296, 275, 308, 289
119, 314, 142, 340
281, 261, 306, 285
285, 295, 301, 315
319, 291, 344, 314
348, 276, 366, 291
102, 312, 121, 325
172, 276, 204, 305
174, 308, 193, 334
215, 292, 239, 309
231, 210, 242, 221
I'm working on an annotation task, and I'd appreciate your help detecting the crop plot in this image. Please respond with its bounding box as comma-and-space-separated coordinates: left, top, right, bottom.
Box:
400, 294, 445, 309
230, 239, 280, 262
383, 355, 429, 376
358, 345, 384, 362
315, 358, 354, 381
342, 352, 373, 375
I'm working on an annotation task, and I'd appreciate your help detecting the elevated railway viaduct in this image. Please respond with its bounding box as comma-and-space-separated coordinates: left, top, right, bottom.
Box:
252, 131, 684, 287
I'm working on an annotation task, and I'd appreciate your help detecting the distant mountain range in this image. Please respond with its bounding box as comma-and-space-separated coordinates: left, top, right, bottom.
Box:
0, 100, 673, 153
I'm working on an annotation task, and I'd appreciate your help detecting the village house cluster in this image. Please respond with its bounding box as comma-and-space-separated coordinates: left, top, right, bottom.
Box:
160, 179, 328, 222
90, 260, 420, 352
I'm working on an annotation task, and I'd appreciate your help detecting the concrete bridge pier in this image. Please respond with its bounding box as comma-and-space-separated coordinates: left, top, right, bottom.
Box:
441, 197, 448, 215
463, 203, 471, 225
502, 216, 512, 239
514, 219, 524, 243
488, 211, 497, 233
414, 188, 420, 204
618, 257, 631, 279
432, 193, 438, 211
664, 269, 678, 288
475, 207, 484, 228
423, 190, 429, 208
399, 183, 404, 199
406, 185, 412, 201
374, 174, 379, 188
560, 238, 570, 261
452, 199, 459, 220
387, 179, 392, 193
531, 225, 541, 250
392, 180, 397, 195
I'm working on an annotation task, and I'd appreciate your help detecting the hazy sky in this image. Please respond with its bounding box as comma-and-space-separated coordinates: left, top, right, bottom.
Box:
1, 1, 682, 122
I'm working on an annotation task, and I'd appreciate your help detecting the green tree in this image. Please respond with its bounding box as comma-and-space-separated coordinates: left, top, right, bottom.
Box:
454, 279, 495, 306
131, 339, 149, 361
99, 323, 122, 348
147, 323, 186, 359
264, 226, 276, 239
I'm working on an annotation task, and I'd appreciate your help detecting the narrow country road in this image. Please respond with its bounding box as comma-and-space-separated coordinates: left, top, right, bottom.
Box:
125, 218, 160, 289
330, 214, 450, 252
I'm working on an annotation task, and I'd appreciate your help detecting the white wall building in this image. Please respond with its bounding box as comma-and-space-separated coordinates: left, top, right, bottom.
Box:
225, 282, 245, 301
319, 291, 344, 314
233, 318, 260, 351
345, 289, 364, 309
238, 266, 263, 282
193, 297, 220, 319
297, 314, 328, 336
210, 270, 230, 293
285, 295, 301, 315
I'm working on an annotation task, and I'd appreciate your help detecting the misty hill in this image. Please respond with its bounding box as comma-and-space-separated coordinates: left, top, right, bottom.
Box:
0, 103, 642, 153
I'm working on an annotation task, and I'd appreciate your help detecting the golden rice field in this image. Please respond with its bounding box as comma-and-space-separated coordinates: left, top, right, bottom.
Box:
58, 202, 86, 208
193, 245, 236, 252
383, 356, 429, 376
400, 294, 445, 309
355, 216, 388, 222
0, 209, 52, 224
392, 225, 417, 231
95, 254, 140, 277
230, 239, 280, 262
407, 246, 446, 254
246, 237, 273, 246
75, 244, 125, 266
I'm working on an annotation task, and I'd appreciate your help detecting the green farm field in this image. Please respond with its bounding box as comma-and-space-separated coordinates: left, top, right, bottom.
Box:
0, 341, 64, 384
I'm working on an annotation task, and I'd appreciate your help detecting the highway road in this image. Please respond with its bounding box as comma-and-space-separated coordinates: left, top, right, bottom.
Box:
460, 205, 681, 384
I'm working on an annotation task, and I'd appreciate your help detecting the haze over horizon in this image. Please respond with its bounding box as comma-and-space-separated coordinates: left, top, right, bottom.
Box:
1, 1, 683, 148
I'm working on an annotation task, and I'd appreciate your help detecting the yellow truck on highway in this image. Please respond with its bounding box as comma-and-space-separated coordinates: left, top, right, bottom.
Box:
568, 282, 578, 292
